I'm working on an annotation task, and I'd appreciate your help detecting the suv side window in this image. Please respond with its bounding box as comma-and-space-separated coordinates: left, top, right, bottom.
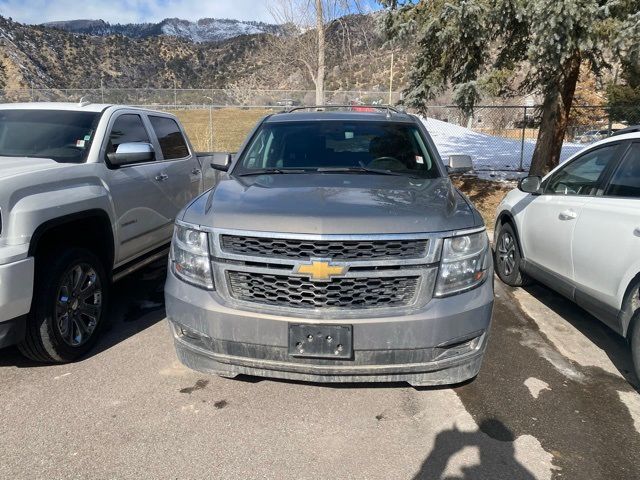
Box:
106, 114, 150, 157
544, 144, 619, 196
149, 116, 189, 160
605, 143, 640, 198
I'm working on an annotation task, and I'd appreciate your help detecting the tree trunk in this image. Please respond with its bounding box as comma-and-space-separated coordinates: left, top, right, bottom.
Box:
315, 0, 325, 106
529, 52, 581, 176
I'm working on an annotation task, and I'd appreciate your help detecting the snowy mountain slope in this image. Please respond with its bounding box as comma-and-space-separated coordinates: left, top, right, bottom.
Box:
42, 17, 282, 43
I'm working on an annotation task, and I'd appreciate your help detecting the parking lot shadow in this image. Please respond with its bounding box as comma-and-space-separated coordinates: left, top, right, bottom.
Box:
0, 259, 167, 367
413, 419, 536, 480
522, 283, 639, 390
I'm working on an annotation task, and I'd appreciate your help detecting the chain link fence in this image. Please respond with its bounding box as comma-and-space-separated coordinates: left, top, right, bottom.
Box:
423, 104, 639, 173
0, 88, 637, 173
0, 88, 403, 108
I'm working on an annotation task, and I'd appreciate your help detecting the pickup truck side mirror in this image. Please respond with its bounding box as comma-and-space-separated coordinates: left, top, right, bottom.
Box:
518, 175, 542, 194
447, 155, 473, 174
108, 142, 155, 166
210, 153, 232, 172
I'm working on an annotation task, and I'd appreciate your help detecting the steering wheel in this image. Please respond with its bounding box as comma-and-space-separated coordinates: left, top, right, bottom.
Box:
367, 156, 406, 170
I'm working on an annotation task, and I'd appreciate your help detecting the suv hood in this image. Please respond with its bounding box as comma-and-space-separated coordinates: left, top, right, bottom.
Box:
182, 174, 481, 235
0, 157, 67, 179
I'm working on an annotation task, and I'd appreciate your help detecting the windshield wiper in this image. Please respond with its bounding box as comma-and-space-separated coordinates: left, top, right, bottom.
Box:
236, 168, 310, 176
316, 167, 420, 178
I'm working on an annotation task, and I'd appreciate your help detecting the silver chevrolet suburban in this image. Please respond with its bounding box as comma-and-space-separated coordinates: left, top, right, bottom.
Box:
0, 102, 207, 362
165, 107, 494, 386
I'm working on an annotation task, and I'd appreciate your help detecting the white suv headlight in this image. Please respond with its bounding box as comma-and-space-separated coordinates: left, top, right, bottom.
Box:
170, 223, 214, 290
435, 231, 489, 297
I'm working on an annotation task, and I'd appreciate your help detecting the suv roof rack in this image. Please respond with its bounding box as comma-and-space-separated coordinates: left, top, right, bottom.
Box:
285, 104, 401, 115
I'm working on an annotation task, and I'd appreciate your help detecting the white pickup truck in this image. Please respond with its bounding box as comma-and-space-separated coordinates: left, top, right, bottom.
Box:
0, 102, 209, 362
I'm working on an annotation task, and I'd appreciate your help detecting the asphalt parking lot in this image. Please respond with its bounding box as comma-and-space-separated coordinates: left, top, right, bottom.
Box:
1, 261, 639, 480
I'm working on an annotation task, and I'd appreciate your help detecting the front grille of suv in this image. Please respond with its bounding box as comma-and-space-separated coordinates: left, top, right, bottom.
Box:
220, 235, 428, 260
227, 271, 420, 310
212, 230, 438, 315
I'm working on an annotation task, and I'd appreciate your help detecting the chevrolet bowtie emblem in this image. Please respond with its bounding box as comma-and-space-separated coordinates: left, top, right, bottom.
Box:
294, 259, 347, 282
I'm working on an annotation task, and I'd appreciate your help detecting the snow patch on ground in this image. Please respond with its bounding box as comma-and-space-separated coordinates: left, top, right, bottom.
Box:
524, 377, 552, 399
421, 117, 585, 180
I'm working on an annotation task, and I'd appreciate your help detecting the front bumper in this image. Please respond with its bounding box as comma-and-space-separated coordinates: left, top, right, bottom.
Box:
165, 268, 494, 386
0, 251, 34, 348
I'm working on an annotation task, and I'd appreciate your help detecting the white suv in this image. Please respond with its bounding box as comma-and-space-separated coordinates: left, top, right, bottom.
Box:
494, 132, 640, 377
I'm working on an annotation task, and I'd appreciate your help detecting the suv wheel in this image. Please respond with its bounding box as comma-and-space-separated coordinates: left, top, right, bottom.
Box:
632, 314, 640, 381
623, 283, 640, 380
19, 248, 108, 363
495, 222, 531, 287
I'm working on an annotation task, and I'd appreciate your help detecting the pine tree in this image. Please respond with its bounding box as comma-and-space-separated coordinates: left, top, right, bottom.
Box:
380, 0, 640, 175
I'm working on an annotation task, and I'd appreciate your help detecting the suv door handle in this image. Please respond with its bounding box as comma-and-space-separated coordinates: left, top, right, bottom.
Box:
558, 209, 578, 220
155, 173, 169, 182
191, 168, 201, 175
634, 228, 640, 237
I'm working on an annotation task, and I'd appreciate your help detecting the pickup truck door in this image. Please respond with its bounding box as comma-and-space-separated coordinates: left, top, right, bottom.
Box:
102, 111, 176, 265
571, 141, 640, 329
144, 114, 202, 220
519, 143, 621, 298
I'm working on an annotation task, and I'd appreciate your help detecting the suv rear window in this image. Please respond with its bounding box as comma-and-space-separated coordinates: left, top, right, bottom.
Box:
0, 109, 100, 163
149, 116, 189, 160
234, 120, 440, 178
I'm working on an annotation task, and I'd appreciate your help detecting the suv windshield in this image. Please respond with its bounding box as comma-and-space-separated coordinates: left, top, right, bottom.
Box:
233, 120, 441, 179
0, 109, 101, 163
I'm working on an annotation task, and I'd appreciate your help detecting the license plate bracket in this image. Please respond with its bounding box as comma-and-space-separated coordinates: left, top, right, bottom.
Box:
288, 324, 353, 359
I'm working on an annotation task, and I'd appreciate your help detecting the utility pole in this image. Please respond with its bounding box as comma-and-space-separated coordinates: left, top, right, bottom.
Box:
388, 52, 394, 105
100, 77, 104, 103
204, 96, 214, 151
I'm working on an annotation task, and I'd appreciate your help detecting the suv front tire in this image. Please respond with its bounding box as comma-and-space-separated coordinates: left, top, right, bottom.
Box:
495, 222, 531, 287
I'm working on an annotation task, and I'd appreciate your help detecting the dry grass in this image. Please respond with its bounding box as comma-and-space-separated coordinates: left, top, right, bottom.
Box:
170, 108, 274, 152
453, 177, 515, 228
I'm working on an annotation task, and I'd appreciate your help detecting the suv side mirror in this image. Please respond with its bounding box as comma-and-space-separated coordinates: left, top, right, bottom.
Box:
211, 152, 232, 172
108, 142, 154, 166
447, 155, 473, 174
518, 175, 542, 194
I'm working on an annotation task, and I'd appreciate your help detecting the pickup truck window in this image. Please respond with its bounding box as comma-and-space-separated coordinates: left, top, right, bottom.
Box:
234, 121, 440, 178
0, 109, 100, 163
149, 116, 189, 160
106, 114, 151, 157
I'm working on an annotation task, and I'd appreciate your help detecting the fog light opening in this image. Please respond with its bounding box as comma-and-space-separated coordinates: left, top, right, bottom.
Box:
435, 334, 483, 361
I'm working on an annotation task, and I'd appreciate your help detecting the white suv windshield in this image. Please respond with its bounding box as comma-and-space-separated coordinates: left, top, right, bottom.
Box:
0, 109, 101, 163
233, 121, 441, 178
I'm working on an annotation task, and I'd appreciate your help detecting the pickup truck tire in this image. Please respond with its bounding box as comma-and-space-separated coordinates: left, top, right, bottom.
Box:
18, 248, 108, 363
495, 222, 531, 287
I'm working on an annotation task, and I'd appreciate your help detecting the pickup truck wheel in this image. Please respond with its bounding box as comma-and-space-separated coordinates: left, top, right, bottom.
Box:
18, 248, 108, 363
495, 222, 531, 287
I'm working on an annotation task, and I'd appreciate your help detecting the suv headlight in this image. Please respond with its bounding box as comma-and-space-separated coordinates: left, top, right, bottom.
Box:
435, 231, 489, 297
170, 223, 214, 290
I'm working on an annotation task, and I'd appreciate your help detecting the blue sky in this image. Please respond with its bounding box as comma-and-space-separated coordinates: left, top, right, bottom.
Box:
0, 0, 381, 25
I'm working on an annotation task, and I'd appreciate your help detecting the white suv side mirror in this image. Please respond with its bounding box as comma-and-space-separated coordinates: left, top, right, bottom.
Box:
518, 175, 542, 194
